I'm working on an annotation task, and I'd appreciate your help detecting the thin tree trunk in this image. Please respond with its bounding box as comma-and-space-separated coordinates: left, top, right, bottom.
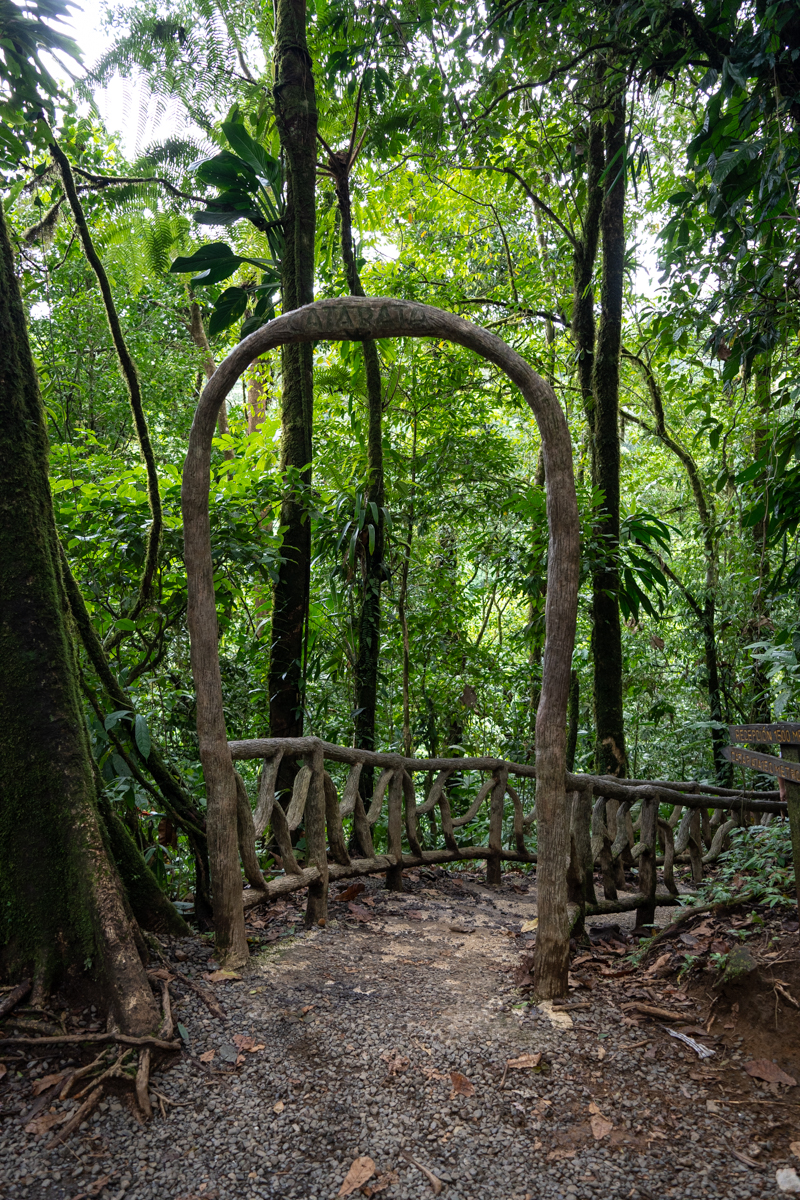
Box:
751, 357, 772, 727
623, 357, 731, 783
328, 152, 385, 791
189, 299, 232, 452
270, 0, 318, 741
0, 201, 159, 1031
590, 87, 628, 778
399, 414, 418, 761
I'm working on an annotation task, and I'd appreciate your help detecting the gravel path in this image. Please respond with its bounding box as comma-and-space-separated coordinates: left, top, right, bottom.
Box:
0, 867, 794, 1200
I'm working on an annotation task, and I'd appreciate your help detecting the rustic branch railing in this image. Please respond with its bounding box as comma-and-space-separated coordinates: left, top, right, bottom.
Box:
229, 737, 787, 928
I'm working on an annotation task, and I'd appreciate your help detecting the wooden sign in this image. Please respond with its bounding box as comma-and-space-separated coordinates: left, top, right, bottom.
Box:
722, 745, 800, 783
729, 723, 800, 746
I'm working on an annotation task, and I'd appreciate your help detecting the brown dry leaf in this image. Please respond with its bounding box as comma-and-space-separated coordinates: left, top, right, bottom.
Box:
450, 1071, 475, 1097
31, 1071, 70, 1096
301, 1005, 314, 1015
590, 1113, 613, 1140
25, 1109, 66, 1136
233, 1034, 255, 1051
646, 953, 672, 974
363, 1169, 399, 1196
273, 1100, 284, 1114
744, 1059, 797, 1087
72, 1173, 117, 1200
407, 910, 425, 920
521, 918, 538, 933
362, 896, 375, 907
380, 1050, 410, 1075
547, 1148, 576, 1161
236, 1054, 246, 1066
422, 1066, 448, 1081
199, 1049, 215, 1064
506, 1053, 542, 1070
572, 954, 594, 967
338, 1156, 375, 1196
347, 903, 373, 922
148, 967, 174, 982
790, 1142, 800, 1160
332, 882, 366, 903
204, 970, 241, 983
0, 1064, 6, 1081
597, 1046, 606, 1061
249, 1044, 266, 1053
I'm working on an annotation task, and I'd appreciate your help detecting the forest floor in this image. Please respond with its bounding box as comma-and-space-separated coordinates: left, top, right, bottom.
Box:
2, 867, 800, 1200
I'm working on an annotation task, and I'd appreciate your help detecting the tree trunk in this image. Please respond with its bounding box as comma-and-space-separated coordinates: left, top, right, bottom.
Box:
0, 201, 159, 1032
590, 87, 628, 778
328, 152, 386, 791
269, 0, 318, 740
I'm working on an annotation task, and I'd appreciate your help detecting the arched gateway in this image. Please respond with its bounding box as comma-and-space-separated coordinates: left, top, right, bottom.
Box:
182, 298, 580, 997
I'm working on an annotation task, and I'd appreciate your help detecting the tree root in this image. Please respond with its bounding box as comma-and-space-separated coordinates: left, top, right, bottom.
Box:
46, 1085, 104, 1149
0, 981, 31, 1020
136, 1048, 152, 1118
0, 1032, 180, 1050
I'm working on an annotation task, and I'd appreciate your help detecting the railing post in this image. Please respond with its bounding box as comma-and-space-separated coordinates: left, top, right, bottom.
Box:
304, 742, 329, 925
636, 797, 657, 929
486, 767, 507, 887
386, 769, 404, 891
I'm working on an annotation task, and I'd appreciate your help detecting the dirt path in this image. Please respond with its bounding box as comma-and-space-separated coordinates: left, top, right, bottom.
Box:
1, 867, 796, 1200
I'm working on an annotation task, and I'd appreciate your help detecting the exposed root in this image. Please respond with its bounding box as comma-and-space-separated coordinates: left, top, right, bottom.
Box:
135, 1048, 152, 1118
0, 1031, 179, 1050
46, 1085, 104, 1149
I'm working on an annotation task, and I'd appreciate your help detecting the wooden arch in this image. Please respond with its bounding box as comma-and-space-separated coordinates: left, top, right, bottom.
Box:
182, 297, 580, 994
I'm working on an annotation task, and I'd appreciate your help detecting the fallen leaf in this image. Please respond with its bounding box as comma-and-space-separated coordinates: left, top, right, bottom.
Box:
273, 1100, 284, 1114
25, 1110, 66, 1136
422, 1066, 448, 1081
148, 967, 174, 982
362, 896, 375, 907
204, 970, 241, 983
199, 1049, 215, 1064
249, 1043, 265, 1052
347, 903, 373, 922
506, 1053, 542, 1070
777, 1167, 800, 1194
597, 1046, 606, 1061
233, 1034, 255, 1051
236, 1054, 246, 1066
380, 1050, 410, 1075
590, 1113, 613, 1140
407, 910, 425, 920
449, 1071, 475, 1096
546, 1148, 576, 1161
0, 1064, 6, 1080
31, 1071, 69, 1096
790, 1143, 800, 1161
744, 1059, 797, 1087
332, 882, 365, 903
338, 1156, 375, 1196
363, 1169, 399, 1196
521, 918, 538, 933
301, 1005, 314, 1015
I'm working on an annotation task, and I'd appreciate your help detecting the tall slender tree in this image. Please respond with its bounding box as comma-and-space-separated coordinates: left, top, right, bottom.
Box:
269, 0, 318, 741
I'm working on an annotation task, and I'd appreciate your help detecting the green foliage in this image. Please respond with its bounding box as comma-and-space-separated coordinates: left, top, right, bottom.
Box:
696, 824, 796, 910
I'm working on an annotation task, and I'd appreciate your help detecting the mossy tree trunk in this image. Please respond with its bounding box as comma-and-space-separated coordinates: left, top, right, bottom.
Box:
0, 202, 159, 1032
270, 0, 318, 742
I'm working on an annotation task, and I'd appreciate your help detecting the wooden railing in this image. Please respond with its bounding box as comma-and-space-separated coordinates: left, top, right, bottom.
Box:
229, 737, 787, 926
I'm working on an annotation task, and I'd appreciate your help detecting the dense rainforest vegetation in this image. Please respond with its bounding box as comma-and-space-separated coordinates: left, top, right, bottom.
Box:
1, 0, 799, 1008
